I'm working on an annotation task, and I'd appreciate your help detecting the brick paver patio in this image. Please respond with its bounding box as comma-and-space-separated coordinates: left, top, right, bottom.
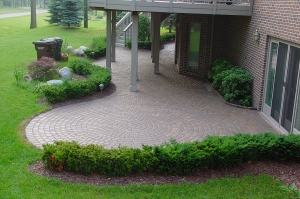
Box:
25, 43, 278, 148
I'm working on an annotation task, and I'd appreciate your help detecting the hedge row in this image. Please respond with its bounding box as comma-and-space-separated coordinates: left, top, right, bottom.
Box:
37, 59, 111, 103
125, 33, 176, 49
209, 58, 252, 106
42, 133, 300, 176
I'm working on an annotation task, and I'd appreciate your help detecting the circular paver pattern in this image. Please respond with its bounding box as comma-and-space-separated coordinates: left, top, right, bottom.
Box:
25, 43, 278, 148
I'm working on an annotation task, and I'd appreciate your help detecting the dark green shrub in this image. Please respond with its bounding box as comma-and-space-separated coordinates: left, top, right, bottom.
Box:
69, 59, 93, 76
43, 133, 300, 177
39, 59, 111, 103
64, 80, 96, 99
210, 59, 252, 106
84, 37, 106, 59
208, 58, 233, 80
42, 85, 67, 103
138, 14, 150, 41
160, 33, 176, 43
27, 57, 59, 81
125, 33, 175, 50
218, 67, 252, 106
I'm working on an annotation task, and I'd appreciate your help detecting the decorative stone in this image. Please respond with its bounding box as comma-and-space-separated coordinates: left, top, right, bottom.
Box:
24, 74, 32, 82
80, 46, 87, 51
47, 80, 63, 86
66, 46, 74, 53
59, 67, 72, 79
74, 48, 84, 56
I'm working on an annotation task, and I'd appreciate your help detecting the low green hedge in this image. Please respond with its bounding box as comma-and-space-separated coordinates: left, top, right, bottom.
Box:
125, 33, 176, 50
37, 59, 111, 103
42, 133, 300, 176
84, 37, 106, 59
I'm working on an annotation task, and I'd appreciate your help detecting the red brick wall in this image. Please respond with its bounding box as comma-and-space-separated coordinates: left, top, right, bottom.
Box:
177, 14, 229, 77
227, 0, 300, 109
177, 14, 212, 77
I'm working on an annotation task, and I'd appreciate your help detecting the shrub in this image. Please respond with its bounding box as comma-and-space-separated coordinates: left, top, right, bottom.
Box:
42, 133, 300, 176
42, 84, 67, 103
208, 58, 233, 80
210, 59, 252, 106
27, 57, 59, 81
38, 59, 111, 103
84, 37, 106, 59
138, 14, 150, 41
160, 33, 176, 43
218, 67, 252, 106
125, 33, 175, 50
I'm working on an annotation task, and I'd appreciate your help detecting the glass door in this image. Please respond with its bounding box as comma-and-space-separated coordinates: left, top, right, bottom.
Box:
281, 46, 300, 132
263, 40, 300, 134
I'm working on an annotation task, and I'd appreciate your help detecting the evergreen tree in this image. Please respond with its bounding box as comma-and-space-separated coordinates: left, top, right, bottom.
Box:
45, 0, 61, 24
46, 0, 83, 28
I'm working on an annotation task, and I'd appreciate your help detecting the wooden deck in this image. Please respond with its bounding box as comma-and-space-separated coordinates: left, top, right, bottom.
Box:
89, 0, 253, 16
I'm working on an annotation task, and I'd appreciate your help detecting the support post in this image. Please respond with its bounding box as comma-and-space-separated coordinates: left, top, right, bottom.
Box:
151, 12, 155, 63
111, 10, 116, 62
106, 10, 112, 72
154, 13, 161, 74
130, 12, 139, 92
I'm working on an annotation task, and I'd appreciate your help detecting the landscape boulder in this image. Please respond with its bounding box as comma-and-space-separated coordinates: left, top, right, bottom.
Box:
59, 67, 72, 79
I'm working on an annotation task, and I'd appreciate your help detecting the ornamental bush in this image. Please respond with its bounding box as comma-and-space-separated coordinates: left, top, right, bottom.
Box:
37, 59, 111, 103
27, 57, 59, 81
125, 33, 176, 50
209, 59, 252, 106
42, 133, 300, 176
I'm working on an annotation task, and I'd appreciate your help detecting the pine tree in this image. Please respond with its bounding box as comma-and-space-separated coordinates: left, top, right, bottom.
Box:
46, 0, 83, 28
45, 0, 61, 25
58, 0, 83, 28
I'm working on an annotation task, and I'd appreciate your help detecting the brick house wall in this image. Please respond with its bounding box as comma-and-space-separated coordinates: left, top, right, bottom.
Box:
227, 0, 300, 109
176, 1, 300, 110
177, 14, 229, 77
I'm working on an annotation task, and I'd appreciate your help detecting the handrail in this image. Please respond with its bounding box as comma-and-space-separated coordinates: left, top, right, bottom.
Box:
116, 12, 131, 28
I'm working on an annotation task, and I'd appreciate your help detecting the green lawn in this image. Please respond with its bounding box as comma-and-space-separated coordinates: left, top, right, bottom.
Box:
0, 13, 293, 198
0, 6, 31, 14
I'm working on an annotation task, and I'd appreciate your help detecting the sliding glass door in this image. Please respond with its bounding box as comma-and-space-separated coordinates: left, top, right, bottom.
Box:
263, 39, 300, 134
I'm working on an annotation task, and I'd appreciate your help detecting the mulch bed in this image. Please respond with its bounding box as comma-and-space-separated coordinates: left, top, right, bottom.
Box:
29, 160, 300, 187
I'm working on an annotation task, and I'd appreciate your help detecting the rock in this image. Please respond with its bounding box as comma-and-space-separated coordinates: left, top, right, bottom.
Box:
24, 74, 32, 82
74, 48, 84, 56
66, 46, 74, 53
59, 67, 72, 79
79, 46, 87, 51
47, 80, 63, 86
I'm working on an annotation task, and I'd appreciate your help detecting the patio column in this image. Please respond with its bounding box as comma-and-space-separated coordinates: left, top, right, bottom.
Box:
153, 13, 161, 74
151, 12, 155, 63
106, 10, 112, 72
111, 10, 116, 62
130, 11, 139, 92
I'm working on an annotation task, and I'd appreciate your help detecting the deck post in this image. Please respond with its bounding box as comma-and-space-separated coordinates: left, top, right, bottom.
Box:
154, 13, 161, 74
106, 10, 112, 72
112, 10, 116, 62
130, 11, 139, 92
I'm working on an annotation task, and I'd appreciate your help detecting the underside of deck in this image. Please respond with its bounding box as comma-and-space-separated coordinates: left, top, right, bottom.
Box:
90, 0, 253, 16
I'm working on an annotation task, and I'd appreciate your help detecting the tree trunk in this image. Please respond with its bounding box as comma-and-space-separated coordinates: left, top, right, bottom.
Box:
30, 0, 37, 29
84, 0, 88, 28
